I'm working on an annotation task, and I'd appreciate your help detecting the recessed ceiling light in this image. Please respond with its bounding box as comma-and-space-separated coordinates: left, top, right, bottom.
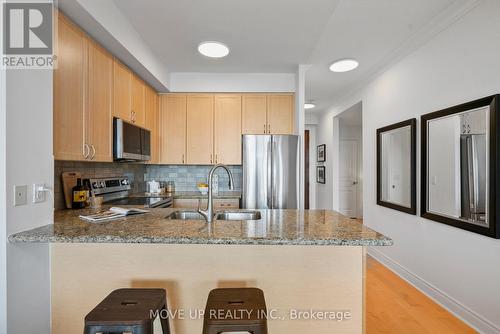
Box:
304, 103, 316, 110
329, 59, 359, 72
198, 41, 230, 58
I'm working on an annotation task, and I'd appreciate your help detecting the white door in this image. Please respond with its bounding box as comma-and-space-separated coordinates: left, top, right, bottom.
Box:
339, 140, 358, 218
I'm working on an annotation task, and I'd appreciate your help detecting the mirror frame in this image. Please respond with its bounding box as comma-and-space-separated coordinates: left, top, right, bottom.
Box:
421, 95, 500, 239
376, 118, 417, 215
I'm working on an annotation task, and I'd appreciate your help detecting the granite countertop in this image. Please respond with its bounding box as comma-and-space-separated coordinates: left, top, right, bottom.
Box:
130, 191, 241, 199
8, 208, 392, 246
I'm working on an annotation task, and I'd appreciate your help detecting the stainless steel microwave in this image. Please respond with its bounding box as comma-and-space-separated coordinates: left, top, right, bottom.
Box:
113, 118, 151, 161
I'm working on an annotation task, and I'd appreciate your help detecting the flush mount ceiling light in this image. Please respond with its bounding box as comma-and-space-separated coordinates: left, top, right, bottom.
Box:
329, 58, 359, 72
304, 103, 316, 110
198, 41, 230, 58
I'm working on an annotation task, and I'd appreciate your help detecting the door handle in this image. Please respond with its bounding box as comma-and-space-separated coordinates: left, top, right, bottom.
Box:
352, 181, 358, 185
90, 144, 96, 160
83, 143, 90, 159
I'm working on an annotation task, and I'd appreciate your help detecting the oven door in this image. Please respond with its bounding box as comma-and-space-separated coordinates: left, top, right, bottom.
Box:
114, 118, 143, 161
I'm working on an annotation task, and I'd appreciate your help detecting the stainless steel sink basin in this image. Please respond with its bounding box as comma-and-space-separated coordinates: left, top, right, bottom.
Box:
166, 210, 261, 221
215, 211, 262, 221
166, 211, 204, 220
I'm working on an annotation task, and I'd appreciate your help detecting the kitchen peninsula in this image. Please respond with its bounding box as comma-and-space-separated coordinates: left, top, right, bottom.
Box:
10, 208, 391, 334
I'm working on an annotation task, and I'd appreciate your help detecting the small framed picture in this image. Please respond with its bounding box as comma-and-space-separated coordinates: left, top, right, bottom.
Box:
317, 144, 326, 162
317, 166, 326, 184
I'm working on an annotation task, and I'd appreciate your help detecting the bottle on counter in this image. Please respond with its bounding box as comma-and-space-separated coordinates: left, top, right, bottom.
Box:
72, 178, 87, 209
83, 179, 91, 207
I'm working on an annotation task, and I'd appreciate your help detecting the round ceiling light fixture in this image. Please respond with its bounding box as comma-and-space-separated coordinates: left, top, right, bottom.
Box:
198, 41, 230, 58
304, 103, 316, 110
329, 58, 359, 72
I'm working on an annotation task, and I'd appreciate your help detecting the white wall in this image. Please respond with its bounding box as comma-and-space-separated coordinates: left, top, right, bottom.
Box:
0, 3, 7, 330
427, 116, 461, 217
169, 73, 296, 92
6, 69, 53, 333
315, 1, 500, 332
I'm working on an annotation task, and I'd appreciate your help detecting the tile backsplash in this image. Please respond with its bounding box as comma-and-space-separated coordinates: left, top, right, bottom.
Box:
145, 165, 242, 192
54, 161, 242, 210
54, 161, 146, 210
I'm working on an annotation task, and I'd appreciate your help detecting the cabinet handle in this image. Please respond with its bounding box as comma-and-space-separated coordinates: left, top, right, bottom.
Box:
264, 124, 266, 133
83, 143, 90, 159
215, 154, 218, 164
182, 154, 185, 164
90, 144, 96, 160
268, 124, 270, 133
210, 154, 213, 164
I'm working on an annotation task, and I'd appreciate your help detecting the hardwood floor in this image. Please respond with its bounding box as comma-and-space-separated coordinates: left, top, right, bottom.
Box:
366, 256, 477, 334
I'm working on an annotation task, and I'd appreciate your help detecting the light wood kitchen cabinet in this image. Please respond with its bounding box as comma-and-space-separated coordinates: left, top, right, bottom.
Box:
131, 75, 146, 127
145, 86, 159, 163
54, 15, 87, 161
87, 40, 113, 162
54, 15, 113, 162
267, 94, 294, 134
186, 94, 214, 165
242, 94, 267, 134
113, 60, 146, 127
159, 94, 187, 164
242, 94, 294, 135
214, 95, 242, 164
112, 60, 132, 122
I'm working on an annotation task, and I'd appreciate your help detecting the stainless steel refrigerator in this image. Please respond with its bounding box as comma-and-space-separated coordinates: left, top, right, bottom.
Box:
242, 135, 299, 209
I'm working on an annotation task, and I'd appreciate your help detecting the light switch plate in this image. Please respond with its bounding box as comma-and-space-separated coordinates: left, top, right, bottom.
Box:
13, 185, 28, 206
33, 183, 46, 203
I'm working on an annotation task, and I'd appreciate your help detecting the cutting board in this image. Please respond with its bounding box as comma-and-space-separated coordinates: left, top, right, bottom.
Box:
62, 172, 82, 209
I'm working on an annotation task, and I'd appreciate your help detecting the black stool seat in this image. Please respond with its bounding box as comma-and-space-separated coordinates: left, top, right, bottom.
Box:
203, 288, 268, 334
84, 288, 170, 334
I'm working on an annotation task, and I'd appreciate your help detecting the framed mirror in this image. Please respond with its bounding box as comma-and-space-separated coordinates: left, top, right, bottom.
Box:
377, 119, 417, 214
421, 95, 500, 238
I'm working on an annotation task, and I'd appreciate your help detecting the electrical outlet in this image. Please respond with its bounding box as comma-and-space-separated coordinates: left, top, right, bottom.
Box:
13, 185, 28, 206
33, 183, 46, 203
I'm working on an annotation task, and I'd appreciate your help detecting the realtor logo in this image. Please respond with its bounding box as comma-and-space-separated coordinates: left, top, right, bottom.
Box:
2, 1, 55, 69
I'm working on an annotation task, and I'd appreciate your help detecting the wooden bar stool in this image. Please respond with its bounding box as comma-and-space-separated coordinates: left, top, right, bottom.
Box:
203, 288, 268, 334
84, 288, 171, 334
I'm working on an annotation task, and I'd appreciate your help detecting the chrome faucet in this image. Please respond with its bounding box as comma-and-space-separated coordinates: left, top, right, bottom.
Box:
198, 164, 234, 223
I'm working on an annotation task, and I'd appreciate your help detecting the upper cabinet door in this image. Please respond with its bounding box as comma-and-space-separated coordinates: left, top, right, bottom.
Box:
87, 41, 113, 162
267, 94, 295, 134
54, 15, 87, 161
186, 94, 214, 165
113, 60, 131, 122
242, 94, 267, 134
131, 75, 145, 127
145, 86, 159, 164
159, 95, 187, 164
214, 95, 242, 165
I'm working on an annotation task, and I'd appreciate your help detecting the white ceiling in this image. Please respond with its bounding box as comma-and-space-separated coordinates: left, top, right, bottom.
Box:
305, 0, 459, 114
113, 0, 340, 73
62, 0, 470, 110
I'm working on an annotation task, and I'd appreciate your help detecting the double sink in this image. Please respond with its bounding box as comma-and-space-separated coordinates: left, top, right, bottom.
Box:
166, 210, 262, 221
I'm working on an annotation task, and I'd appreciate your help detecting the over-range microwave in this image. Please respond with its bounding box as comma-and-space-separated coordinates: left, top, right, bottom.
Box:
113, 118, 151, 161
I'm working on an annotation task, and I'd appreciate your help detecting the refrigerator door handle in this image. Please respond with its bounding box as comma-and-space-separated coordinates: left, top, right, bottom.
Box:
267, 139, 272, 209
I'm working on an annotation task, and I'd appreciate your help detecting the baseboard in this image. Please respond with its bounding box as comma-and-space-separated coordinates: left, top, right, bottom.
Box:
368, 247, 500, 334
